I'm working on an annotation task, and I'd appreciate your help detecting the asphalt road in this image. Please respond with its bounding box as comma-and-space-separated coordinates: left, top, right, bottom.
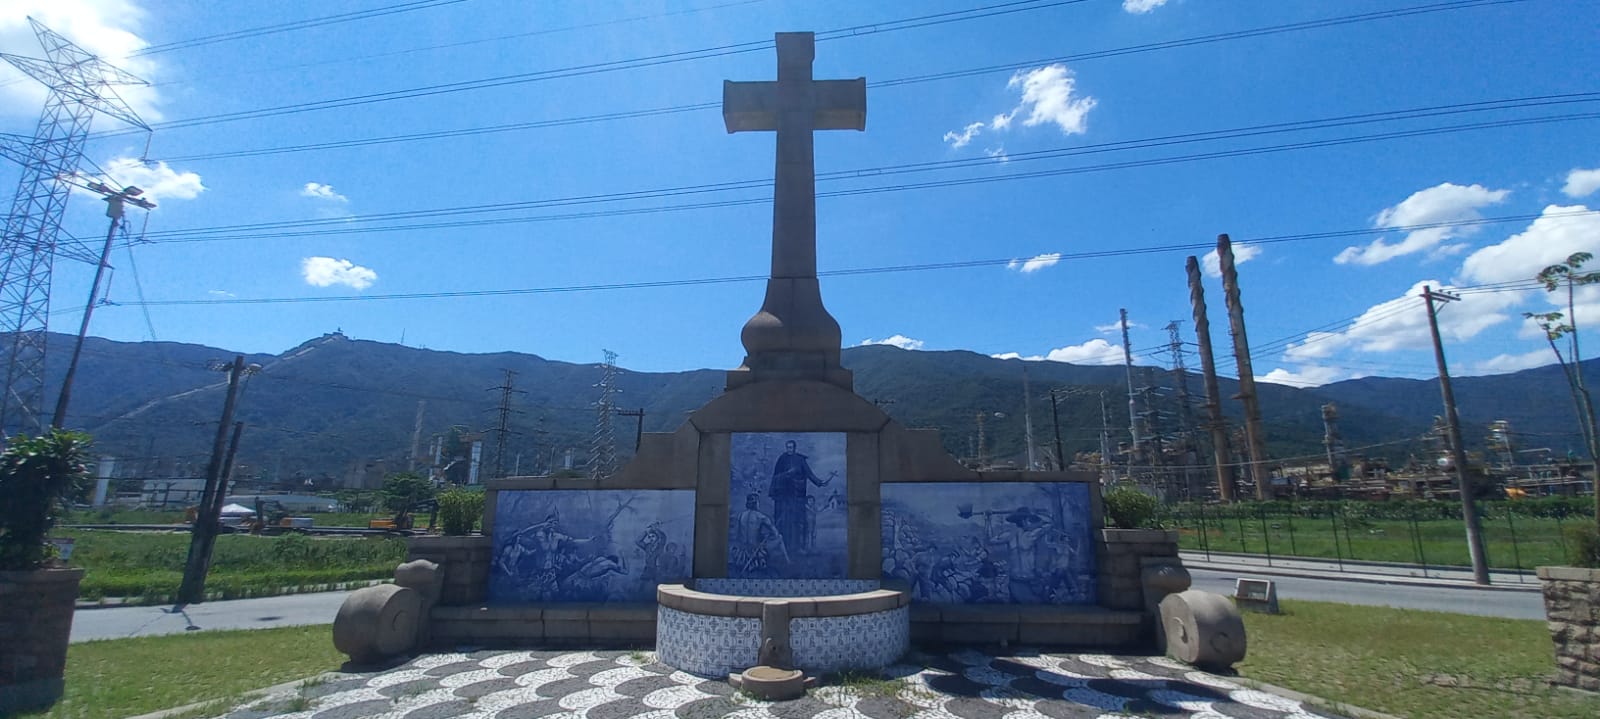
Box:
71, 591, 348, 643
1189, 568, 1546, 620
70, 567, 1548, 643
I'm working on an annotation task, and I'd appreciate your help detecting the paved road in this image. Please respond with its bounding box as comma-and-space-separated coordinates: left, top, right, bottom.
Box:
71, 591, 348, 643
1190, 568, 1545, 620
71, 565, 1547, 644
1182, 550, 1539, 587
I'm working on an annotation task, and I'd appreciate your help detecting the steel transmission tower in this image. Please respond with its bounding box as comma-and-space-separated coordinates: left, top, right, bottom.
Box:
488, 369, 525, 479
588, 350, 620, 479
0, 18, 150, 437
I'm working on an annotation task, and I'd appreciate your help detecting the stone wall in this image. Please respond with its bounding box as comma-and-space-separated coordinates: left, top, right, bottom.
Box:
1538, 566, 1600, 693
407, 536, 491, 607
1099, 529, 1180, 611
0, 568, 83, 714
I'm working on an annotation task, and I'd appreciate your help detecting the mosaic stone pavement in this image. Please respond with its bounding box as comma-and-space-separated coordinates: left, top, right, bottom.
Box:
211, 648, 1348, 719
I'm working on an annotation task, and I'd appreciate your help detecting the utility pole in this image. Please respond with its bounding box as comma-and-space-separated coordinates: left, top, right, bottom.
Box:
615, 408, 645, 452
51, 182, 154, 429
1217, 235, 1269, 499
407, 400, 426, 472
1048, 388, 1066, 471
177, 356, 258, 605
1424, 285, 1491, 585
1022, 366, 1038, 470
1187, 255, 1236, 501
488, 370, 525, 479
214, 421, 245, 513
1120, 308, 1140, 470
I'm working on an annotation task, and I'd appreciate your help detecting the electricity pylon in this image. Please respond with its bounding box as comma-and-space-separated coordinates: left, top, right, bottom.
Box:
587, 350, 620, 479
0, 18, 150, 437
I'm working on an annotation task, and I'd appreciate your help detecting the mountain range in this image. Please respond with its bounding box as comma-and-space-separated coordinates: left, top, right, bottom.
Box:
21, 331, 1591, 487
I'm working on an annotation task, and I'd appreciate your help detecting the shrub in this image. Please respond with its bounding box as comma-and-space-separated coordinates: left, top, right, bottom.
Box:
0, 430, 92, 570
1103, 484, 1159, 530
437, 487, 484, 536
1567, 525, 1600, 568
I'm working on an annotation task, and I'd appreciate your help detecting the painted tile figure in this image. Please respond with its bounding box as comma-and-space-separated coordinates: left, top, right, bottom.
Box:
729, 432, 847, 578
881, 482, 1097, 605
489, 490, 694, 603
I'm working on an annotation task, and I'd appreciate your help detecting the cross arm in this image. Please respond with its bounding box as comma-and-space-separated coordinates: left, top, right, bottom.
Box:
722, 78, 867, 133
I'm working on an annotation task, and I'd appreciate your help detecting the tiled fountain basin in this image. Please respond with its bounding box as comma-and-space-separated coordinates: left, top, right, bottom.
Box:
655, 578, 909, 677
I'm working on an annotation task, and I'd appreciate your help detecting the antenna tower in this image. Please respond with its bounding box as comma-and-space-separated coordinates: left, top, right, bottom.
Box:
0, 18, 151, 437
588, 350, 620, 479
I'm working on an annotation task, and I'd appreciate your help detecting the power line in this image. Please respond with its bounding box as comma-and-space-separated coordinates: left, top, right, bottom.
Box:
107, 217, 1597, 308
133, 104, 1600, 244
90, 0, 1089, 138
132, 0, 470, 57
153, 2, 1543, 164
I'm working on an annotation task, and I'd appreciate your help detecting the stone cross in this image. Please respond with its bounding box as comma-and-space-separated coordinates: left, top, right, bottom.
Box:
722, 32, 865, 390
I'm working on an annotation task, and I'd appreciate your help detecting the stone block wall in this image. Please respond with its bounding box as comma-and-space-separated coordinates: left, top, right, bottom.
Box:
0, 568, 83, 714
1098, 529, 1179, 611
1538, 566, 1600, 693
407, 536, 491, 606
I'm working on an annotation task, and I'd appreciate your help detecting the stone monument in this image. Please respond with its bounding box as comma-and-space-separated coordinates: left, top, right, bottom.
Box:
333, 31, 1243, 679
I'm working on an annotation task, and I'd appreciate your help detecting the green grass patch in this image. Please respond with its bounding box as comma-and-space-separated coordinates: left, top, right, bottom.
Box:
1237, 600, 1600, 719
62, 529, 405, 600
1172, 515, 1574, 569
65, 509, 387, 528
20, 624, 342, 719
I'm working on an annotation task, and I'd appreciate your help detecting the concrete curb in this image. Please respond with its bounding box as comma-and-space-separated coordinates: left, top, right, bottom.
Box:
1232, 675, 1403, 719
1186, 560, 1543, 593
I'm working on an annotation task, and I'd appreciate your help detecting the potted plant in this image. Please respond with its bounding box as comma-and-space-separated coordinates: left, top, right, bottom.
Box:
0, 429, 93, 713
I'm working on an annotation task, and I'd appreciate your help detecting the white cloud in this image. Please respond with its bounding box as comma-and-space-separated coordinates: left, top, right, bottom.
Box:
206, 289, 234, 298
1007, 252, 1062, 273
991, 339, 1126, 365
859, 335, 924, 350
1001, 65, 1096, 135
91, 156, 203, 202
1122, 0, 1171, 14
301, 257, 377, 290
985, 146, 1009, 163
1334, 183, 1509, 266
942, 64, 1095, 148
1043, 339, 1125, 365
301, 182, 348, 202
1201, 242, 1263, 278
1467, 349, 1554, 376
1562, 168, 1600, 198
1261, 365, 1346, 388
942, 122, 984, 149
1283, 280, 1518, 362
1458, 204, 1600, 285
1, 1, 162, 122
1094, 317, 1142, 334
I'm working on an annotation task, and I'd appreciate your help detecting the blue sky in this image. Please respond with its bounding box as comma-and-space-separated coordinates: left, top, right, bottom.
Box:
2, 0, 1598, 387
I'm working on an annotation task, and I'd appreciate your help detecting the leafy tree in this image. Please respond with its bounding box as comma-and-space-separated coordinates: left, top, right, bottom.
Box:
380, 471, 436, 514
1523, 251, 1600, 537
0, 430, 93, 570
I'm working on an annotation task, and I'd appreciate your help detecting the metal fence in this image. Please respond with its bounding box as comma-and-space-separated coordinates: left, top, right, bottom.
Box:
1157, 499, 1590, 582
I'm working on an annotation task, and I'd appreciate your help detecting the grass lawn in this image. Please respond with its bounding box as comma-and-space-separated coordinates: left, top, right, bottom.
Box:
1238, 600, 1600, 719
63, 529, 405, 601
1173, 515, 1574, 570
24, 625, 342, 719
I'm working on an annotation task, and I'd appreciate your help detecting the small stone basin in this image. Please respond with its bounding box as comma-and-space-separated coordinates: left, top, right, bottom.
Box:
655, 578, 910, 678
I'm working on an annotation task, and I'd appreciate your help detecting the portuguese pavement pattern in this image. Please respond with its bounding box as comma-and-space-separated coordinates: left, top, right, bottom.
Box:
211, 648, 1348, 719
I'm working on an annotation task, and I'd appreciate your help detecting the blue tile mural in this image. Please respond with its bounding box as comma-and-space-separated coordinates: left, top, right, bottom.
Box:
489, 489, 694, 603
881, 482, 1097, 605
728, 432, 848, 579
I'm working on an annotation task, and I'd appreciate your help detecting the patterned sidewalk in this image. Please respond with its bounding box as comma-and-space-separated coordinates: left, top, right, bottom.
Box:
211, 648, 1347, 719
